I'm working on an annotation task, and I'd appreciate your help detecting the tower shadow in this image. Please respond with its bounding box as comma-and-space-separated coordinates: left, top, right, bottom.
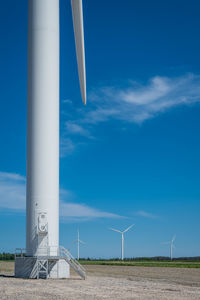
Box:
0, 274, 14, 278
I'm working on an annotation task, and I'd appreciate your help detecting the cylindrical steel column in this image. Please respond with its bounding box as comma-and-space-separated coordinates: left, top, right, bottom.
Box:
26, 0, 60, 256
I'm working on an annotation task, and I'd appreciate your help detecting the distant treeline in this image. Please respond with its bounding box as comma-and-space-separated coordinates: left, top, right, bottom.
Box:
0, 253, 200, 261
0, 253, 15, 260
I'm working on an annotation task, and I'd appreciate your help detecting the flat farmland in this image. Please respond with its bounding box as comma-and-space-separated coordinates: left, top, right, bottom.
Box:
1, 261, 200, 299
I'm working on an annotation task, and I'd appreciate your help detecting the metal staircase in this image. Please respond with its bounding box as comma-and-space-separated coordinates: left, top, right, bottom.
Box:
29, 261, 38, 279
15, 246, 86, 280
37, 259, 48, 279
59, 246, 86, 280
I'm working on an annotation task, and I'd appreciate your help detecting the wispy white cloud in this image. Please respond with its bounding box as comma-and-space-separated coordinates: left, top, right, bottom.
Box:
0, 171, 26, 210
135, 210, 158, 219
0, 171, 25, 182
66, 121, 93, 138
63, 99, 72, 104
60, 202, 121, 222
0, 171, 121, 221
61, 73, 200, 156
85, 73, 200, 124
60, 137, 76, 157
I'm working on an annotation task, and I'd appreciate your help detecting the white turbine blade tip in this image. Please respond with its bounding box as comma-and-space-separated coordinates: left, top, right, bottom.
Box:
109, 227, 121, 233
79, 240, 85, 244
71, 0, 87, 105
123, 224, 135, 233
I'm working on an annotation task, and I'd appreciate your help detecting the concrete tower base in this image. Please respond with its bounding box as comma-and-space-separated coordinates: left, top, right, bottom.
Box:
15, 257, 70, 279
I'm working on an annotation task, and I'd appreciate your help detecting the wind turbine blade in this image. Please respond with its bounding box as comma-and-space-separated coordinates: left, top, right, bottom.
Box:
71, 0, 86, 105
109, 227, 122, 233
123, 224, 135, 233
79, 240, 86, 245
172, 235, 176, 243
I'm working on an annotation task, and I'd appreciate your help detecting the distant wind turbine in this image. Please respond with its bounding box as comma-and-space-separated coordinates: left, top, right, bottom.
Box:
74, 229, 85, 260
162, 235, 176, 260
109, 224, 134, 260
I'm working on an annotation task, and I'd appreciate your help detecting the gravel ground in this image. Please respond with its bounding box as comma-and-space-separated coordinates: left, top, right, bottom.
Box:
1, 261, 200, 299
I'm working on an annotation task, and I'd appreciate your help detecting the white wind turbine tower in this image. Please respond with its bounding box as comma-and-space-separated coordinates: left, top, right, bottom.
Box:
162, 235, 176, 261
74, 229, 86, 260
15, 0, 87, 279
109, 225, 134, 260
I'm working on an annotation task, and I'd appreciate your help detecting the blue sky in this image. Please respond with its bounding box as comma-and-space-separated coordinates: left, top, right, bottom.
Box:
0, 0, 200, 258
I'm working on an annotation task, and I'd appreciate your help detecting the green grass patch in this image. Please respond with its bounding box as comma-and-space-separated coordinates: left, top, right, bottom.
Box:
79, 260, 200, 268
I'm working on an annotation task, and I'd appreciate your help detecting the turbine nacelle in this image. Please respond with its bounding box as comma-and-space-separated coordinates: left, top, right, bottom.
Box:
109, 224, 135, 235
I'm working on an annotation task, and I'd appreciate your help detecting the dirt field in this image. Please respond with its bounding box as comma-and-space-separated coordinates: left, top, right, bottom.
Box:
1, 261, 200, 299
